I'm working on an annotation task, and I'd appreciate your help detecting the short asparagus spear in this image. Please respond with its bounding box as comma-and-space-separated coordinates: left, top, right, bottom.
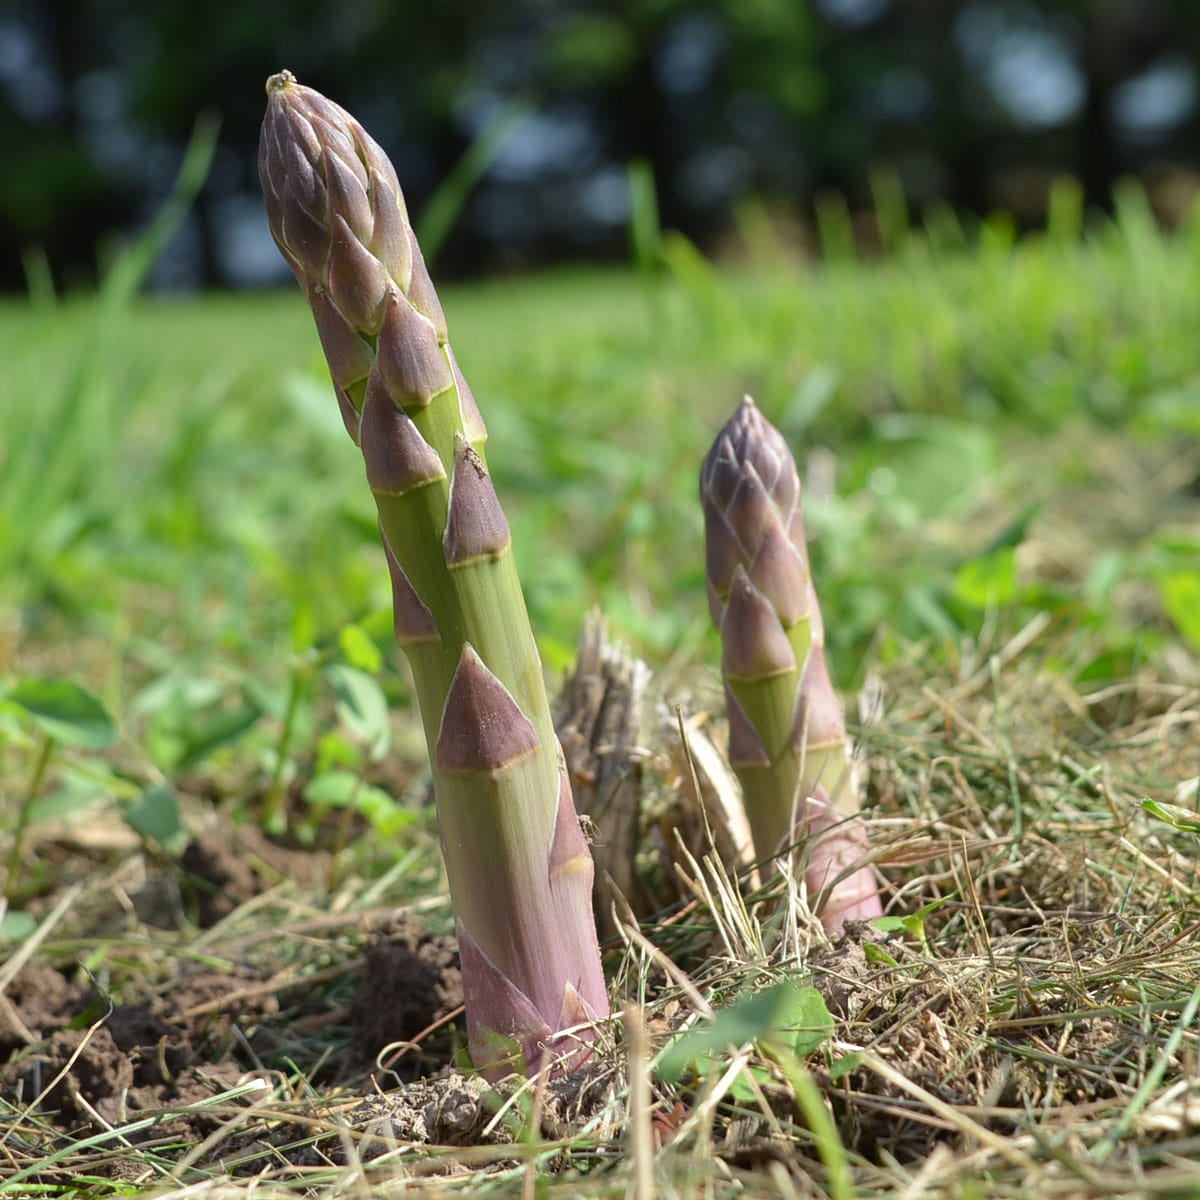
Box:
701, 397, 881, 931
259, 71, 607, 1077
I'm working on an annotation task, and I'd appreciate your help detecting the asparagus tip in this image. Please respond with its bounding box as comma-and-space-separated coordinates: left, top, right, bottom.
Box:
265, 70, 297, 97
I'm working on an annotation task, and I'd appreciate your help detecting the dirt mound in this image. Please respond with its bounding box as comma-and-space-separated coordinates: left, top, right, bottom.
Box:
350, 918, 463, 1073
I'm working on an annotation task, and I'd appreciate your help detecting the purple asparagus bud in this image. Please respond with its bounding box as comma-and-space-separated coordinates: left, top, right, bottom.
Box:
701, 398, 882, 933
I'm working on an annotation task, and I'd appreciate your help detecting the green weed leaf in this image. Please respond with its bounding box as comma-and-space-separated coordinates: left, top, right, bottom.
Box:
338, 623, 383, 675
125, 786, 187, 853
658, 981, 832, 1083
304, 771, 410, 837
325, 664, 390, 758
1, 911, 37, 944
829, 1051, 863, 1082
1156, 570, 1200, 653
863, 942, 899, 966
28, 776, 109, 824
5, 678, 117, 749
953, 546, 1018, 609
872, 897, 948, 952
175, 702, 263, 772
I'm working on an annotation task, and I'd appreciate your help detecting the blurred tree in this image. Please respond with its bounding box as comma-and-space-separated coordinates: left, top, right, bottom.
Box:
1, 0, 1198, 291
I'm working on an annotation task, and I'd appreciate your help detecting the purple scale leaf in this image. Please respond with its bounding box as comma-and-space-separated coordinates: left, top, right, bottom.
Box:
379, 526, 439, 645
748, 522, 810, 627
324, 148, 374, 243
799, 787, 883, 933
308, 287, 374, 393
443, 438, 512, 566
279, 181, 331, 275
327, 215, 390, 334
405, 226, 448, 342
368, 168, 413, 291
720, 566, 796, 679
360, 370, 447, 496
435, 644, 540, 774
457, 927, 552, 1081
724, 684, 771, 767
333, 384, 362, 444
374, 293, 453, 406
449, 347, 488, 444
793, 644, 846, 752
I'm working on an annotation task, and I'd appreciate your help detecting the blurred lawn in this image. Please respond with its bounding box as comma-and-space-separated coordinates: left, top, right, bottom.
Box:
2, 187, 1198, 705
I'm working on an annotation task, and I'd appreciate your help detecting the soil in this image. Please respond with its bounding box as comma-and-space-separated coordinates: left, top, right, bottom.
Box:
0, 867, 619, 1186
0, 969, 254, 1147
180, 827, 333, 927
0, 901, 466, 1177
258, 1060, 616, 1174
350, 921, 463, 1075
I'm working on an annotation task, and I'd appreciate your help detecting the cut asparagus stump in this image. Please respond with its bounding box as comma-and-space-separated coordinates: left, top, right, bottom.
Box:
701, 397, 882, 932
259, 71, 607, 1078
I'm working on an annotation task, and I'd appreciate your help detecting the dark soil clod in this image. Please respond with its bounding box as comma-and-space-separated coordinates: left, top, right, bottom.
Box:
350, 916, 464, 1072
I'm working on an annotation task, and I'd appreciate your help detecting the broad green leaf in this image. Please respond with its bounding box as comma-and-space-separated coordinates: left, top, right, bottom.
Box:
1, 911, 37, 944
357, 607, 396, 646
315, 730, 362, 773
125, 785, 187, 853
303, 770, 410, 836
829, 1051, 863, 1082
135, 673, 264, 771
175, 702, 263, 772
980, 503, 1039, 554
132, 673, 224, 719
658, 981, 832, 1083
1135, 387, 1200, 436
903, 584, 958, 638
785, 364, 841, 434
290, 602, 318, 653
872, 897, 947, 952
339, 623, 383, 675
873, 417, 995, 518
6, 677, 117, 748
953, 547, 1018, 609
325, 664, 390, 759
1084, 550, 1126, 612
862, 941, 899, 967
1156, 570, 1200, 653
726, 1063, 777, 1104
771, 981, 836, 1058
304, 770, 390, 808
28, 776, 106, 824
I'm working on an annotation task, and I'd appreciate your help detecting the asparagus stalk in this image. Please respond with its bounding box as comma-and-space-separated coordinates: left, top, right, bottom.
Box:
259, 71, 607, 1078
701, 398, 881, 932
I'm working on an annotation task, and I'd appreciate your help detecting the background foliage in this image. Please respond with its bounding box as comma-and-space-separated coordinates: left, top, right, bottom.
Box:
4, 0, 1200, 289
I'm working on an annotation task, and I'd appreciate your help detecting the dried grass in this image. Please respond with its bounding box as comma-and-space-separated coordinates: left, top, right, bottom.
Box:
2, 621, 1198, 1198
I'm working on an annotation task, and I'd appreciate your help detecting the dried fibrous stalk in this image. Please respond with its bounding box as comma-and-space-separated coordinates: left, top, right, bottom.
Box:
259, 71, 607, 1077
701, 397, 881, 931
555, 611, 650, 939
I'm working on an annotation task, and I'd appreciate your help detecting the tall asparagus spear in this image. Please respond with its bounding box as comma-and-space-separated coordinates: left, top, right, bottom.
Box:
259, 71, 607, 1078
701, 397, 881, 932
